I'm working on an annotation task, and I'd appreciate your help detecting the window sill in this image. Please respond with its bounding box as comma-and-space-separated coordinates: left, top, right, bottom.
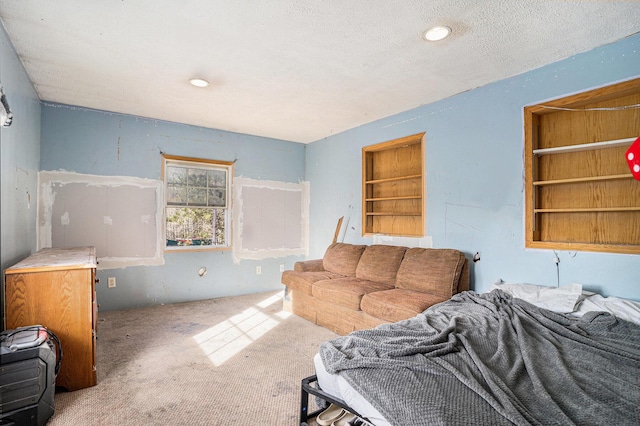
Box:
164, 246, 231, 253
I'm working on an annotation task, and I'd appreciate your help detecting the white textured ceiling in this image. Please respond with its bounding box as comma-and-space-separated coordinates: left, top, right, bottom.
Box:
0, 1, 639, 143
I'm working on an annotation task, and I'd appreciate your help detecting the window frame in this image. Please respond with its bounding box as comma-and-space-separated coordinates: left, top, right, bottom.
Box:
162, 154, 234, 252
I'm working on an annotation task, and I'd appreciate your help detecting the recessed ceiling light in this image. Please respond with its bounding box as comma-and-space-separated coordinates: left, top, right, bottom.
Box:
189, 78, 209, 88
423, 26, 451, 42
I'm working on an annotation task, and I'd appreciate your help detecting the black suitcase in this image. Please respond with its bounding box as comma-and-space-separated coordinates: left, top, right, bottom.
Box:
0, 326, 61, 426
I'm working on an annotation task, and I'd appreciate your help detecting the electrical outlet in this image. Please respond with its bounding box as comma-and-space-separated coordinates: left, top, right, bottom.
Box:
256, 266, 262, 275
279, 264, 285, 272
108, 277, 116, 288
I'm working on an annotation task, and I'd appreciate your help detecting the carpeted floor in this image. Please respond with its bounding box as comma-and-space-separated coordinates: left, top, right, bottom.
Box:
48, 290, 337, 425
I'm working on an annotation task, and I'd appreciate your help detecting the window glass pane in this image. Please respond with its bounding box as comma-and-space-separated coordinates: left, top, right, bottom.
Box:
164, 157, 230, 248
208, 169, 226, 188
188, 168, 208, 187
167, 185, 187, 205
208, 188, 226, 207
165, 207, 216, 246
188, 187, 207, 206
214, 208, 226, 245
167, 167, 187, 185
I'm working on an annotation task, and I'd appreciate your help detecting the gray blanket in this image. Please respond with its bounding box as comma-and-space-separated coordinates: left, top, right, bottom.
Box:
319, 290, 640, 426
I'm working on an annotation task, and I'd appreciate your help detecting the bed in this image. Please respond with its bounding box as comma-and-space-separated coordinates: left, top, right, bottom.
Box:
305, 284, 640, 426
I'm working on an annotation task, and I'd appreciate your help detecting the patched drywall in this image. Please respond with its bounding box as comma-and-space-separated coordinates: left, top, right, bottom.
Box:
233, 177, 309, 263
38, 171, 164, 269
38, 103, 306, 311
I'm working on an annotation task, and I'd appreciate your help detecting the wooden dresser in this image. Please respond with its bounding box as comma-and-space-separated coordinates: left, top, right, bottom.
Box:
4, 246, 98, 391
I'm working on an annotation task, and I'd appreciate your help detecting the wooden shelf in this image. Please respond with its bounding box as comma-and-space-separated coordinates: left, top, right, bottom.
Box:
533, 174, 634, 186
532, 137, 635, 155
535, 207, 640, 213
365, 195, 421, 201
366, 211, 422, 216
365, 174, 422, 185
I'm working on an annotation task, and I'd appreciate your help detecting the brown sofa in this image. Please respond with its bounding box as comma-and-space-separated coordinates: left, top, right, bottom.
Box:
281, 243, 469, 335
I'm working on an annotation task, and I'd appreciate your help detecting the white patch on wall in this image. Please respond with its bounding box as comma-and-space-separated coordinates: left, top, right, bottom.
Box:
372, 234, 433, 248
38, 171, 164, 269
233, 177, 309, 263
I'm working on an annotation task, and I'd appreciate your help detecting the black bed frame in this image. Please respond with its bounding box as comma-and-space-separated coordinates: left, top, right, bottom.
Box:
300, 375, 370, 426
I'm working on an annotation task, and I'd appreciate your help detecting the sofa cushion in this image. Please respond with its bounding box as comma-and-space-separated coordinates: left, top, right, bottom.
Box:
361, 288, 447, 323
395, 248, 466, 298
355, 245, 407, 286
323, 243, 367, 276
312, 277, 394, 311
281, 270, 344, 296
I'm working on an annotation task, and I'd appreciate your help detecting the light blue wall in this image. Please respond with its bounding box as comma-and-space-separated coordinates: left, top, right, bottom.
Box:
306, 33, 640, 301
0, 22, 41, 327
40, 105, 306, 311
4, 22, 639, 317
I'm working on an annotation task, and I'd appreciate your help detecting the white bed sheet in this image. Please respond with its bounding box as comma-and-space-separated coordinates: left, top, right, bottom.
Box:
570, 293, 640, 325
491, 282, 640, 325
313, 288, 640, 426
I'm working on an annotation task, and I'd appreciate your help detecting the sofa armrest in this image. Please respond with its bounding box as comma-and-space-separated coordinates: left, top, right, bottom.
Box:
293, 259, 325, 272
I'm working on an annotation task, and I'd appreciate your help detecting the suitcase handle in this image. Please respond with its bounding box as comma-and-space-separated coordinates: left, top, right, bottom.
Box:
8, 333, 46, 351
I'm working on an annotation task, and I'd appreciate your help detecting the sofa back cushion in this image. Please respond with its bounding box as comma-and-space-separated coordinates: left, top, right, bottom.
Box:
355, 245, 407, 286
323, 243, 367, 276
395, 248, 467, 297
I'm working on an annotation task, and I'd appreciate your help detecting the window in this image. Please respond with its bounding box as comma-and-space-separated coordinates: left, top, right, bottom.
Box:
162, 154, 233, 251
362, 133, 425, 237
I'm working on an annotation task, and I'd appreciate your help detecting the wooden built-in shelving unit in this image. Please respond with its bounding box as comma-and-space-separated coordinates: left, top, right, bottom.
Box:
362, 133, 425, 237
524, 78, 640, 254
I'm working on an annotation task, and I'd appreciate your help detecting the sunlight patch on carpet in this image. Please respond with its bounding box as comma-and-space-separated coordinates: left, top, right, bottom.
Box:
192, 293, 291, 366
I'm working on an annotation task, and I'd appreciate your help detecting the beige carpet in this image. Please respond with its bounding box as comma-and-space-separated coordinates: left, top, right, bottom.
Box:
48, 290, 337, 425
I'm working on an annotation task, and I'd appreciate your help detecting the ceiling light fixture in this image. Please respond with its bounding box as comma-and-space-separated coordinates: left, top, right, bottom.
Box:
423, 26, 451, 42
189, 78, 210, 88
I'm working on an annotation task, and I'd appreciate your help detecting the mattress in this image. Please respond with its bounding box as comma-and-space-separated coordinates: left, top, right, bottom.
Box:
313, 287, 640, 426
314, 352, 390, 426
